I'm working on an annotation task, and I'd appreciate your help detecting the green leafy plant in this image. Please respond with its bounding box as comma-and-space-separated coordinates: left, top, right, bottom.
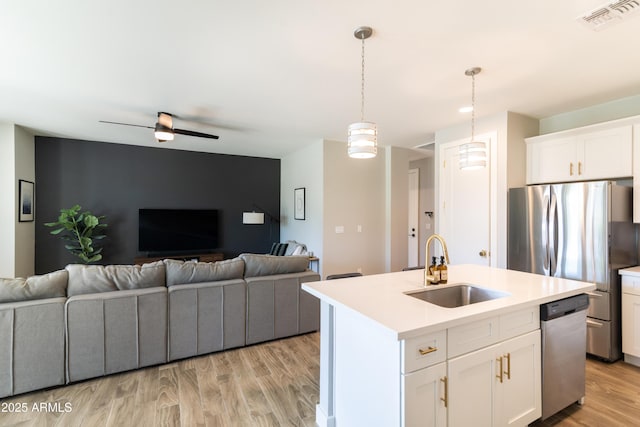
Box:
45, 205, 107, 263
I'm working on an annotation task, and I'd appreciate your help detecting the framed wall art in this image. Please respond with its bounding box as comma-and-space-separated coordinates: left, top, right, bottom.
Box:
19, 179, 35, 222
294, 187, 305, 220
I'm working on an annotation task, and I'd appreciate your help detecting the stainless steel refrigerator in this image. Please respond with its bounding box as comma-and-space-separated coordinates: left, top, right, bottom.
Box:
508, 181, 637, 361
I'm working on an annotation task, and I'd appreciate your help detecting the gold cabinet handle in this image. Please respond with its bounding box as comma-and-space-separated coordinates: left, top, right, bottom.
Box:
418, 346, 438, 356
505, 353, 511, 380
440, 376, 448, 408
496, 356, 504, 383
578, 161, 582, 175
570, 162, 574, 176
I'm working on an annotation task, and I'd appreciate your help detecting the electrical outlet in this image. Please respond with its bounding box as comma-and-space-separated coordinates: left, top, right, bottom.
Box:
335, 226, 345, 234
357, 225, 362, 233
356, 267, 362, 274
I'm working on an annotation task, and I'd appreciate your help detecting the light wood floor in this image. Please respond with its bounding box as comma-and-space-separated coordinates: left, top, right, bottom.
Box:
533, 356, 640, 427
2, 333, 640, 427
0, 333, 319, 427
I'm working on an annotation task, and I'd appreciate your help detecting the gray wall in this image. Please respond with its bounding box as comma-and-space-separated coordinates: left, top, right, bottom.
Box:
35, 137, 280, 273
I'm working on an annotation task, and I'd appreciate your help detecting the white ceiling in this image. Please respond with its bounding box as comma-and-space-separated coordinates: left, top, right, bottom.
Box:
2, 0, 640, 159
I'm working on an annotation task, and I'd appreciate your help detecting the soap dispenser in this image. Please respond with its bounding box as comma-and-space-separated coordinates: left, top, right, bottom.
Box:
438, 256, 448, 284
429, 256, 440, 284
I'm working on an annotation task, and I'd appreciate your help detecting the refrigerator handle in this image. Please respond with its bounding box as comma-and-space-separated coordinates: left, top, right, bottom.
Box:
549, 191, 558, 276
543, 194, 550, 275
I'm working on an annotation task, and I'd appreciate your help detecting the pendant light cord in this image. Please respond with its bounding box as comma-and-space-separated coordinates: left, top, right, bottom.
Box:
360, 34, 366, 122
471, 71, 476, 141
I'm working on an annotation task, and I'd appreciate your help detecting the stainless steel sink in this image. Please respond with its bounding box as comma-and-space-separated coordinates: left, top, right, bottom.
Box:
405, 283, 510, 308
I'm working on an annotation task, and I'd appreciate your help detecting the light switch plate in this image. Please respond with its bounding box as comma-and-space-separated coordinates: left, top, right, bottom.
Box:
335, 226, 345, 234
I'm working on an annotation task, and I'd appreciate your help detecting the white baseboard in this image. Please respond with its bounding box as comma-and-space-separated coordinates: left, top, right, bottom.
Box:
315, 403, 336, 427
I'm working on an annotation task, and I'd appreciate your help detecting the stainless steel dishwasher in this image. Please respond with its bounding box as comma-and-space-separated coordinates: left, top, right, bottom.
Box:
540, 293, 589, 420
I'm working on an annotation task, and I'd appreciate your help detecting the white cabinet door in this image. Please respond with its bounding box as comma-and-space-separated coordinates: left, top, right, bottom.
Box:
448, 331, 541, 427
447, 343, 496, 427
622, 292, 640, 357
402, 362, 447, 427
494, 331, 541, 426
526, 137, 576, 184
579, 126, 632, 181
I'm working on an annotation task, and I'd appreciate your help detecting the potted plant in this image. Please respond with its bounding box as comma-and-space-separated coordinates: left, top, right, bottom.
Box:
45, 204, 107, 263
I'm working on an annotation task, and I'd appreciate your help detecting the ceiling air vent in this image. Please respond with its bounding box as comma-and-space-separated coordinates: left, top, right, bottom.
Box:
578, 0, 640, 30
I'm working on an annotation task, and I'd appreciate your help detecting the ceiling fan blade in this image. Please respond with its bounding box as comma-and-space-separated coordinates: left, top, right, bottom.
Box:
99, 120, 154, 129
174, 128, 220, 140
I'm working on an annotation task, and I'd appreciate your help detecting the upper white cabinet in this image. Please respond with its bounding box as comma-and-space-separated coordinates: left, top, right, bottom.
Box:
526, 125, 633, 185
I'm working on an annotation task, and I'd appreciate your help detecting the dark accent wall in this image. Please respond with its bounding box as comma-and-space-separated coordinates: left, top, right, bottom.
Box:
35, 137, 280, 274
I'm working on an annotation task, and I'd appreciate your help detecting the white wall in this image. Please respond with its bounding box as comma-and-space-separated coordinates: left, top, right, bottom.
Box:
0, 124, 16, 277
280, 140, 324, 273
540, 94, 640, 134
0, 123, 35, 278
281, 140, 412, 277
322, 140, 386, 277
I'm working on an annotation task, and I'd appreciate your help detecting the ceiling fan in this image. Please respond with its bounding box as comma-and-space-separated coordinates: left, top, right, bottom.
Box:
100, 112, 219, 142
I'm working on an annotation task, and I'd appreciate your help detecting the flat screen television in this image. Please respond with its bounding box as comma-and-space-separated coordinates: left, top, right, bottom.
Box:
138, 208, 219, 253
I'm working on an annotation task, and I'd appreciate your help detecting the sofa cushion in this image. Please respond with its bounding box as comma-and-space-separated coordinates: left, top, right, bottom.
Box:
269, 243, 288, 256
66, 261, 165, 296
240, 253, 309, 277
0, 270, 68, 303
164, 258, 245, 286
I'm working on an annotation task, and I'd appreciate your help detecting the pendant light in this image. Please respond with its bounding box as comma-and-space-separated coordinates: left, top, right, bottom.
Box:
459, 67, 486, 170
348, 26, 377, 159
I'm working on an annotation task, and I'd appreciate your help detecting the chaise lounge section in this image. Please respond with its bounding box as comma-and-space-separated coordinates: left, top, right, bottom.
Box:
0, 254, 320, 398
0, 270, 68, 397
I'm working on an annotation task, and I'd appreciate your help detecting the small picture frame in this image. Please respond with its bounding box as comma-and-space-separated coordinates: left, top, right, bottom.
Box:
294, 187, 306, 220
19, 179, 35, 222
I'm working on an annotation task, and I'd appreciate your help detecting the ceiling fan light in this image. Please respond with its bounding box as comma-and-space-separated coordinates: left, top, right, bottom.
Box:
348, 121, 377, 159
154, 123, 174, 141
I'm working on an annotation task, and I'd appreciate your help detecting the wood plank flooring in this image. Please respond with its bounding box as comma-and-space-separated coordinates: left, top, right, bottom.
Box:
533, 356, 640, 427
0, 333, 319, 427
2, 333, 640, 426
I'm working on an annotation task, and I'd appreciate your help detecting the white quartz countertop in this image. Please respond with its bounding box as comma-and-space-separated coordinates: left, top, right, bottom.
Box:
302, 264, 595, 340
619, 266, 640, 276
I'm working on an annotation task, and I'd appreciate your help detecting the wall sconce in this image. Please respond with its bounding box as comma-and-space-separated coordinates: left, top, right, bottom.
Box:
242, 212, 265, 225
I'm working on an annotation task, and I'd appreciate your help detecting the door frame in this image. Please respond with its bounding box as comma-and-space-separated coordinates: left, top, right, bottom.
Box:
437, 132, 498, 267
408, 168, 420, 268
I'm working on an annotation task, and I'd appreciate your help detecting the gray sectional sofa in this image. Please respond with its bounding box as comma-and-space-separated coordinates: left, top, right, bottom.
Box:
0, 254, 320, 398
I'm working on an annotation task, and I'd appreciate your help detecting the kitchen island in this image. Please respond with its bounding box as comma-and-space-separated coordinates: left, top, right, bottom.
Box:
302, 264, 595, 427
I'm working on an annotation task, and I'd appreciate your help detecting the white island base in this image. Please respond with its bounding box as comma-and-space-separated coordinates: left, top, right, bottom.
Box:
302, 265, 595, 427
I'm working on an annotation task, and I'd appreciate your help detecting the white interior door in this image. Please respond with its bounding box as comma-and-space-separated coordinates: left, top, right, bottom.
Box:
438, 134, 493, 266
408, 168, 419, 268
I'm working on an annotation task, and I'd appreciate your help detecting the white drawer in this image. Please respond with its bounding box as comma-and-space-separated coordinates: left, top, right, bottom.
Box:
499, 307, 539, 341
622, 276, 640, 296
401, 330, 447, 373
448, 316, 499, 358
